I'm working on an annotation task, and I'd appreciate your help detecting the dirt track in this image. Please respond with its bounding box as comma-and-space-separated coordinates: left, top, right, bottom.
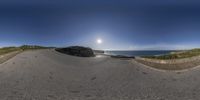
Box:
0, 49, 200, 100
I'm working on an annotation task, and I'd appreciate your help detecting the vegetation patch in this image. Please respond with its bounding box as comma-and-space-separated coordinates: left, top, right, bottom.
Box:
0, 45, 50, 55
0, 47, 21, 55
142, 49, 200, 60
136, 49, 200, 70
136, 58, 200, 70
20, 45, 49, 50
0, 45, 51, 64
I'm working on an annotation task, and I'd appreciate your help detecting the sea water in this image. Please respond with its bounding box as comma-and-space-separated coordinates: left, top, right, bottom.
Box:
105, 50, 177, 57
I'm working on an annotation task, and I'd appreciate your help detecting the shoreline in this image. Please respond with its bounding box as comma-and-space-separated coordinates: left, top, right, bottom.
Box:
100, 49, 200, 70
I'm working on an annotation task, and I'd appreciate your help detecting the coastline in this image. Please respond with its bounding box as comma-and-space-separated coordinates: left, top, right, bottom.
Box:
101, 49, 200, 70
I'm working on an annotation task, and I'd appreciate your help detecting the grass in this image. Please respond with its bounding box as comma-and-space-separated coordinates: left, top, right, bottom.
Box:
0, 47, 21, 55
143, 48, 200, 60
20, 45, 48, 50
0, 45, 49, 55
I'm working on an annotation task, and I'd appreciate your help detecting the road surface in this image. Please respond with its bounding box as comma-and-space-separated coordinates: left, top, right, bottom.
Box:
0, 49, 200, 100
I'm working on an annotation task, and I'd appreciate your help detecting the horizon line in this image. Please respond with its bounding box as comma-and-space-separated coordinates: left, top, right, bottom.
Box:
1, 44, 199, 51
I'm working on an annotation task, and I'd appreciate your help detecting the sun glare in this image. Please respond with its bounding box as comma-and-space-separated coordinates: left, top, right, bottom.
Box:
97, 38, 103, 44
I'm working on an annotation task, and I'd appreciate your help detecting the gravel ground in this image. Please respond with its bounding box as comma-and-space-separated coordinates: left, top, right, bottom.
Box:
0, 49, 200, 100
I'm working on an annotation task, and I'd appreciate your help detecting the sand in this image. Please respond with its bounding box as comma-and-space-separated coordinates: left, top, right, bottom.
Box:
0, 49, 200, 100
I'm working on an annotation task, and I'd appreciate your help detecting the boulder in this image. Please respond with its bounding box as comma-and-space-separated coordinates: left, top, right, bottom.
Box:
111, 55, 135, 59
93, 50, 105, 54
56, 46, 95, 57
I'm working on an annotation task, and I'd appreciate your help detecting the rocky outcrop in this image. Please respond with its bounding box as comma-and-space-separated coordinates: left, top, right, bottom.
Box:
111, 55, 135, 59
56, 46, 95, 57
93, 50, 104, 54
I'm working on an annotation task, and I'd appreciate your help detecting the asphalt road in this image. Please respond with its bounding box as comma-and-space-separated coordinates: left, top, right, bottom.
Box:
0, 49, 200, 100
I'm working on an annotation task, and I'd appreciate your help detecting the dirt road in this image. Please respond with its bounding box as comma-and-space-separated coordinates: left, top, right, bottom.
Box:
0, 49, 200, 100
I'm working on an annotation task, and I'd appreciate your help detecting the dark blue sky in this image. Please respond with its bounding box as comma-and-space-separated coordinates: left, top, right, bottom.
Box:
0, 0, 200, 50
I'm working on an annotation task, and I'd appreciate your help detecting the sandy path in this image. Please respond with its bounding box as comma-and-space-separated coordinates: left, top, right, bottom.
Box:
0, 49, 200, 100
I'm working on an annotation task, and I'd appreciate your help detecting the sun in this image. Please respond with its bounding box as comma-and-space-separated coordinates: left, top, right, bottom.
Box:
96, 38, 103, 44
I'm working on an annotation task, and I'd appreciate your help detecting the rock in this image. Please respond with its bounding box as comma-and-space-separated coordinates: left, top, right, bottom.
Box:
56, 46, 95, 57
93, 50, 104, 54
110, 55, 135, 59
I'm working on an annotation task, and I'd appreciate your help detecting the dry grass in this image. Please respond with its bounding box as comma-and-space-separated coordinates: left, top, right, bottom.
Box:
136, 58, 200, 70
0, 45, 49, 55
0, 47, 21, 55
143, 49, 200, 60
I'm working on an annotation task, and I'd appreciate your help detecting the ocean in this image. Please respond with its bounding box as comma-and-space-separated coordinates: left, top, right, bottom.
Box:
104, 50, 177, 57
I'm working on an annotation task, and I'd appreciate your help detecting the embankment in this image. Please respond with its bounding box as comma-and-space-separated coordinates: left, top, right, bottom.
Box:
0, 50, 22, 64
135, 55, 200, 70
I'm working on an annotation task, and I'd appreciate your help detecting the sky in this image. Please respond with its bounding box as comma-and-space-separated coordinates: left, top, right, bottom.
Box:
0, 0, 200, 50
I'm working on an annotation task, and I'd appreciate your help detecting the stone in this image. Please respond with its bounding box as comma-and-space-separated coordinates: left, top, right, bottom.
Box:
56, 46, 95, 57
